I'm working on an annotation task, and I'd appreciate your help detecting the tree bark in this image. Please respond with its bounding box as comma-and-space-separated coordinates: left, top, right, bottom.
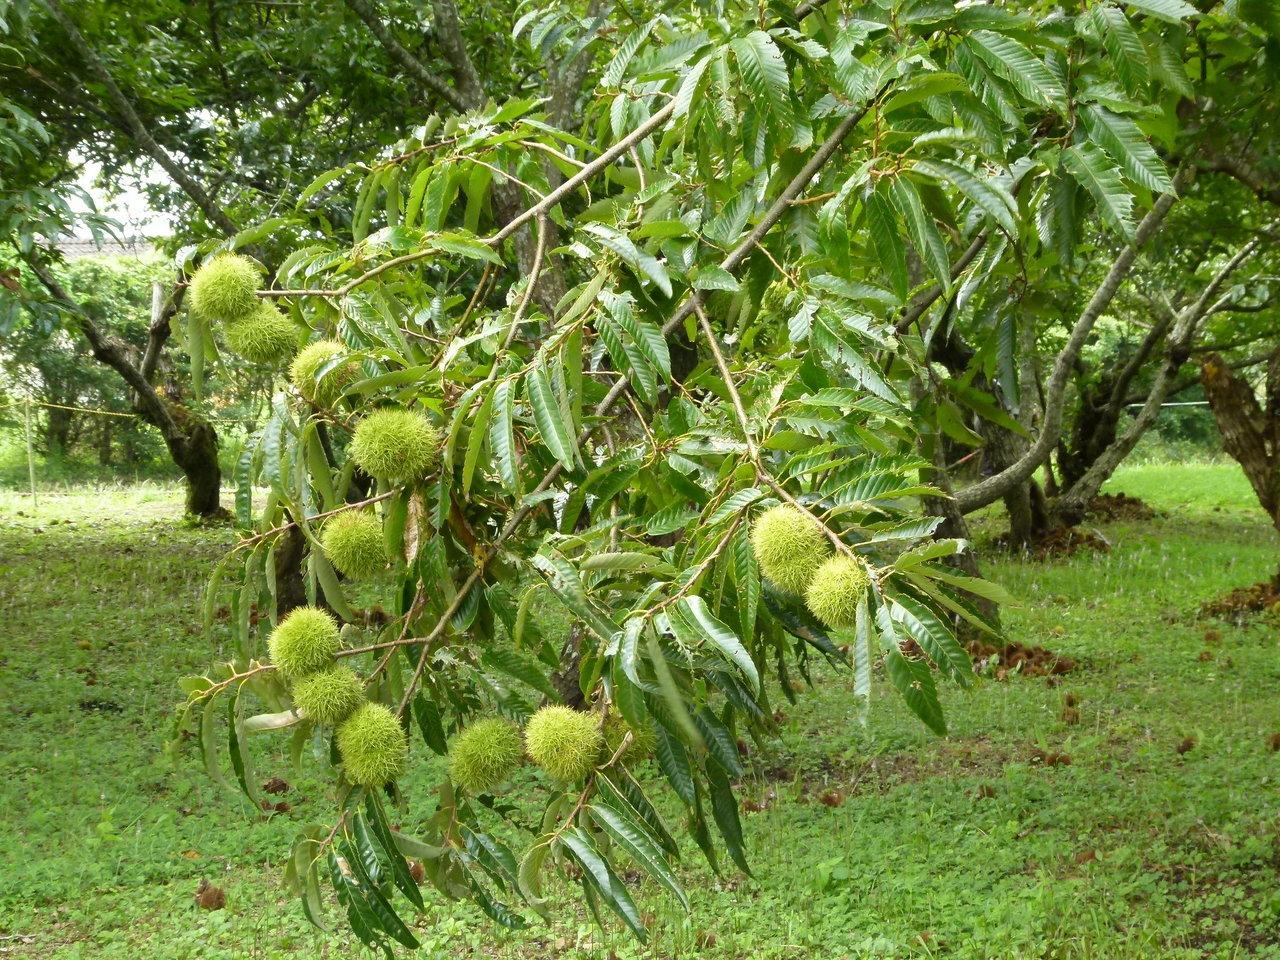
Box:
341, 0, 469, 111
1201, 348, 1280, 531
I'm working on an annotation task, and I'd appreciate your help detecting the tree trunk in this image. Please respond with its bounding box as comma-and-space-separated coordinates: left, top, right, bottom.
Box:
273, 525, 311, 616
1201, 349, 1280, 531
1052, 239, 1262, 527
164, 403, 226, 519
952, 174, 1189, 516
43, 404, 73, 455
97, 418, 113, 465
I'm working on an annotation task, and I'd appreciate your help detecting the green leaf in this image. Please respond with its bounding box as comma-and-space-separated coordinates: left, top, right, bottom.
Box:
920, 565, 1015, 605
602, 22, 654, 87
582, 223, 671, 296
731, 30, 795, 136
675, 596, 760, 694
462, 384, 495, 497
1082, 104, 1174, 194
596, 770, 680, 858
364, 794, 426, 910
694, 264, 742, 292
890, 177, 950, 292
483, 646, 560, 701
913, 159, 1018, 234
1091, 4, 1149, 95
1123, 0, 1197, 21
432, 230, 504, 265
653, 722, 696, 805
968, 31, 1067, 111
560, 828, 647, 940
490, 378, 520, 492
705, 760, 750, 875
890, 594, 974, 687
338, 838, 420, 948
588, 803, 689, 910
865, 186, 908, 302
526, 363, 578, 471
878, 605, 947, 736
412, 693, 449, 755
311, 549, 355, 621
226, 693, 258, 805
200, 695, 229, 790
1062, 143, 1135, 237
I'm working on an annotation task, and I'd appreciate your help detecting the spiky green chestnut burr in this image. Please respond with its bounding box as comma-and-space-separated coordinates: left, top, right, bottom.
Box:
189, 254, 261, 323
603, 708, 657, 762
350, 408, 441, 481
448, 717, 523, 793
524, 706, 603, 783
267, 606, 341, 679
805, 554, 872, 629
291, 666, 365, 725
336, 702, 408, 787
750, 504, 831, 595
224, 302, 298, 364
289, 339, 357, 406
319, 511, 387, 579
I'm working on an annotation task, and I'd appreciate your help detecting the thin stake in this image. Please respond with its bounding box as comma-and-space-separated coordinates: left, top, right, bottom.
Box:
24, 397, 38, 509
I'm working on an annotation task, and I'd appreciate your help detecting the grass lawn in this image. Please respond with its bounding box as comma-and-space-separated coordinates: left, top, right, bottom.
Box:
1, 462, 1278, 959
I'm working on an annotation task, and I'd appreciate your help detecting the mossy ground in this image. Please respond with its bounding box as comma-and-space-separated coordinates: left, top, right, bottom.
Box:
1, 463, 1277, 959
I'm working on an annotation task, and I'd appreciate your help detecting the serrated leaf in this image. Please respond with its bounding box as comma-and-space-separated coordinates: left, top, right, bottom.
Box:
890, 177, 950, 292
705, 760, 750, 875
1082, 104, 1174, 194
1063, 143, 1134, 237
968, 31, 1067, 110
1124, 0, 1196, 21
913, 159, 1018, 234
890, 594, 974, 687
675, 596, 759, 694
865, 186, 908, 303
560, 828, 647, 940
1091, 4, 1149, 95
730, 30, 795, 137
588, 803, 689, 909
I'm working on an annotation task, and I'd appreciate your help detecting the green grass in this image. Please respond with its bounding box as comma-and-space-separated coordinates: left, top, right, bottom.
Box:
1, 465, 1278, 959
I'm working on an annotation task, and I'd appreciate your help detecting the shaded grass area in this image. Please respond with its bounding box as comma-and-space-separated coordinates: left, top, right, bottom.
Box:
1, 465, 1277, 959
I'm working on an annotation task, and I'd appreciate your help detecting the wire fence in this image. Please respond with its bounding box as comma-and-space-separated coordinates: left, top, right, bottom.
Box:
3, 397, 247, 508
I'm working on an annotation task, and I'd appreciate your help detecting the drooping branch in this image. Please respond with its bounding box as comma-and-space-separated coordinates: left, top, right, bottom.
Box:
953, 167, 1193, 515
342, 0, 469, 112
397, 97, 882, 714
42, 0, 239, 237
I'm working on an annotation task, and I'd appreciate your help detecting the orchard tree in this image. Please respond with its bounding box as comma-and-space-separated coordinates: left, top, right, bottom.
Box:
167, 1, 1223, 949
889, 0, 1278, 546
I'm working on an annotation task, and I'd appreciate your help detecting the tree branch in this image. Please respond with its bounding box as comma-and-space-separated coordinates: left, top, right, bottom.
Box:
397, 97, 881, 715
142, 276, 186, 381
42, 0, 238, 236
954, 166, 1193, 515
26, 256, 180, 438
342, 0, 469, 112
1055, 236, 1260, 519
429, 0, 485, 109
